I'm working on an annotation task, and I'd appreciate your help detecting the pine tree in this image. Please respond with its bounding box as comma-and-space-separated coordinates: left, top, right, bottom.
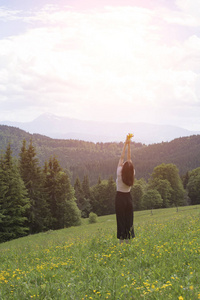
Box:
74, 177, 85, 214
44, 156, 81, 229
19, 139, 50, 233
91, 179, 111, 216
82, 175, 91, 199
90, 180, 102, 215
106, 176, 116, 214
182, 171, 189, 189
80, 175, 92, 217
97, 176, 102, 185
0, 168, 6, 231
60, 172, 81, 228
0, 144, 30, 243
43, 156, 61, 228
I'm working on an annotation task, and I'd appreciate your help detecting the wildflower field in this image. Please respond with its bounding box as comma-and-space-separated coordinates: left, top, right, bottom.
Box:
0, 206, 200, 300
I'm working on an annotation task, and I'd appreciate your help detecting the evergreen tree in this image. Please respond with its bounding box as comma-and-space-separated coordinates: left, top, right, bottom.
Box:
91, 180, 107, 216
44, 156, 81, 229
0, 144, 30, 243
74, 177, 89, 217
106, 176, 116, 214
0, 168, 6, 231
90, 179, 102, 215
97, 176, 102, 185
80, 175, 92, 217
60, 172, 81, 227
0, 210, 4, 226
44, 156, 61, 228
74, 177, 84, 209
91, 177, 116, 216
82, 175, 91, 199
19, 139, 50, 233
182, 171, 190, 189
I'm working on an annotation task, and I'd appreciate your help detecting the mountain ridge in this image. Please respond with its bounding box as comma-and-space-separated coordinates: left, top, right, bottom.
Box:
1, 113, 199, 144
0, 124, 200, 184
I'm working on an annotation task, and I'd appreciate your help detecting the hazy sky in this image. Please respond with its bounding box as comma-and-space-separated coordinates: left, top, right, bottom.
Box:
0, 0, 200, 130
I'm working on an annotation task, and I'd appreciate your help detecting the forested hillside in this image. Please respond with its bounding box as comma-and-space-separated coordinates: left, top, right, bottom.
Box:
0, 125, 200, 184
1, 125, 200, 243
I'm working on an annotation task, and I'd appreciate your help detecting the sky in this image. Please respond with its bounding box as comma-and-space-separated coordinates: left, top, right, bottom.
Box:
0, 0, 200, 130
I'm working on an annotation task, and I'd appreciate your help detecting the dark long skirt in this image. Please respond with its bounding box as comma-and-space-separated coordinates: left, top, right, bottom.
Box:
115, 191, 135, 240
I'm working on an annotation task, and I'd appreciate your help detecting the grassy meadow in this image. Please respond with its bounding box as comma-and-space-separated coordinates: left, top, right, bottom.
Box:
0, 206, 200, 300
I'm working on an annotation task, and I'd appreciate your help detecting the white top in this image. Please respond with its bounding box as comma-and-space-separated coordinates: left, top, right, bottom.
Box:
116, 165, 131, 192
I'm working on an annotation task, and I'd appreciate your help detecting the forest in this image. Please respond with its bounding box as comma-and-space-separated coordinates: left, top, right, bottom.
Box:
1, 124, 200, 184
0, 125, 200, 243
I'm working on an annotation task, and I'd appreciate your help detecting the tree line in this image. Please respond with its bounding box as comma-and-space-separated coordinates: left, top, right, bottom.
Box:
0, 139, 200, 243
1, 125, 200, 186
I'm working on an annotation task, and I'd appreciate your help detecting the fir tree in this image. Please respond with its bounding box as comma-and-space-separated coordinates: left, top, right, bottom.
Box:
80, 175, 92, 217
0, 144, 30, 243
19, 139, 50, 233
44, 156, 81, 229
91, 179, 113, 216
82, 175, 91, 199
74, 177, 85, 214
106, 176, 116, 214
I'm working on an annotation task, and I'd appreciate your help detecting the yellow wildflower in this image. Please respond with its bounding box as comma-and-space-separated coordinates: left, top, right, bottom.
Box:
127, 133, 134, 140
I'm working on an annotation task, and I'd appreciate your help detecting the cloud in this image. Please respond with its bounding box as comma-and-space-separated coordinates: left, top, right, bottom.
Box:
0, 6, 22, 21
0, 2, 200, 130
175, 0, 200, 19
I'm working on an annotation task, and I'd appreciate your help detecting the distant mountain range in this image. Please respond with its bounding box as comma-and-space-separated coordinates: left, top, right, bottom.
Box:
1, 113, 199, 144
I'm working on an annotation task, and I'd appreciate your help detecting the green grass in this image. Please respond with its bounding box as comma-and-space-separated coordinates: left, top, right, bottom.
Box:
0, 206, 200, 300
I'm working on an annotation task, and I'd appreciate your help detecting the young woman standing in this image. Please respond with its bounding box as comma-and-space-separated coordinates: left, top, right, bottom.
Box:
115, 134, 135, 244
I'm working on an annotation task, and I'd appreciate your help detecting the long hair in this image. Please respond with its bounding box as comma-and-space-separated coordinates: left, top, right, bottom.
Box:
121, 161, 134, 186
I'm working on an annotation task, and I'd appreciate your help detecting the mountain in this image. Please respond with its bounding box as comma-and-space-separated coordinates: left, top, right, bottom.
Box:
1, 113, 199, 144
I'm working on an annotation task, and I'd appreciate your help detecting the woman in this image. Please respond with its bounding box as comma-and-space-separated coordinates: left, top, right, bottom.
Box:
115, 135, 135, 244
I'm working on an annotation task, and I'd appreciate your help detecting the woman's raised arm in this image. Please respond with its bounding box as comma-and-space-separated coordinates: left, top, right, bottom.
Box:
118, 138, 128, 166
127, 139, 131, 161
